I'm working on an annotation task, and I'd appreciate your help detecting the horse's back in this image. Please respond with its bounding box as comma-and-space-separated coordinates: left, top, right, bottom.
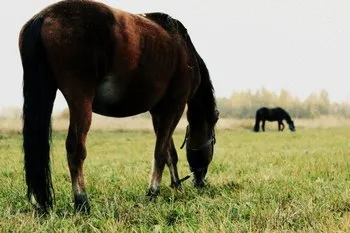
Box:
273, 107, 288, 116
25, 0, 197, 117
256, 107, 268, 116
256, 107, 285, 121
37, 0, 176, 73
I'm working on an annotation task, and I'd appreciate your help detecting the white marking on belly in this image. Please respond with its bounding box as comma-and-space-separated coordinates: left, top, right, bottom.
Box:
95, 75, 122, 104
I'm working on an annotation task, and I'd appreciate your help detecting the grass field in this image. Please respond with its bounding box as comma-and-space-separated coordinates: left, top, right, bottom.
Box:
0, 119, 349, 232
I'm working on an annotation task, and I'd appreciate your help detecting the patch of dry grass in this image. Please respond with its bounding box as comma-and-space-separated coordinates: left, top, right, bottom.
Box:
1, 115, 350, 133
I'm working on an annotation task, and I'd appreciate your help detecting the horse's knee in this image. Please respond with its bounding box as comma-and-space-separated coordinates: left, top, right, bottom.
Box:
154, 144, 168, 165
154, 152, 167, 167
169, 147, 178, 164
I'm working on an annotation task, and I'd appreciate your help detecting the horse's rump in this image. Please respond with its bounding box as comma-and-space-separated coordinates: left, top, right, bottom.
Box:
35, 1, 196, 117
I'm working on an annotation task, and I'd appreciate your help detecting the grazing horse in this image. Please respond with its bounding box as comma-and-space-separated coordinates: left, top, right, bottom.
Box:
253, 107, 295, 132
19, 0, 219, 212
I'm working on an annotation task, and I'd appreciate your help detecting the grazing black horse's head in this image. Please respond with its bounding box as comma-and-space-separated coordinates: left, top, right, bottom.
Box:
185, 126, 216, 187
289, 121, 296, 131
183, 109, 219, 187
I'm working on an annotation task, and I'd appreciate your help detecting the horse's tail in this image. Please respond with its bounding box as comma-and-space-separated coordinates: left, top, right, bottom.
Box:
253, 110, 260, 132
20, 16, 57, 211
183, 30, 219, 126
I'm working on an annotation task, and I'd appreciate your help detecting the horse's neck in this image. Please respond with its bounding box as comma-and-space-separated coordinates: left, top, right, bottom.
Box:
283, 114, 292, 124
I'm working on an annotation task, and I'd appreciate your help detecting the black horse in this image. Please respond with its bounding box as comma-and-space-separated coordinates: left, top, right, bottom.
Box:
253, 107, 295, 132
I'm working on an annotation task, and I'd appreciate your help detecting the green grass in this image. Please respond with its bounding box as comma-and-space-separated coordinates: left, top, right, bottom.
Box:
0, 128, 349, 232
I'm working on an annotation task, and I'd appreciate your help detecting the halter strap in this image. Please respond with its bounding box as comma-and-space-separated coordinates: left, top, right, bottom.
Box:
178, 125, 216, 184
180, 126, 189, 149
180, 125, 216, 151
188, 137, 215, 152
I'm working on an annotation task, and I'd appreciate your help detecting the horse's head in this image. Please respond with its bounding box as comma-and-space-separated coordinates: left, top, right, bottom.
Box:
183, 110, 219, 187
186, 128, 215, 187
289, 121, 296, 131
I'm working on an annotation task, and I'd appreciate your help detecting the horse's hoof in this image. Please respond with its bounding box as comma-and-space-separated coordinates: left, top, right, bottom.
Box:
170, 181, 181, 189
74, 193, 90, 213
35, 206, 50, 217
75, 203, 90, 213
146, 188, 160, 201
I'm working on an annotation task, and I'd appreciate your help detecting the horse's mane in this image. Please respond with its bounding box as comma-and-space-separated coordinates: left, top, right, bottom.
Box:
143, 13, 188, 37
183, 24, 218, 128
145, 13, 218, 128
189, 52, 219, 128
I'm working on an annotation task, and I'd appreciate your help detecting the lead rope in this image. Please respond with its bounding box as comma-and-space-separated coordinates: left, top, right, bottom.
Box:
180, 126, 189, 149
179, 126, 192, 184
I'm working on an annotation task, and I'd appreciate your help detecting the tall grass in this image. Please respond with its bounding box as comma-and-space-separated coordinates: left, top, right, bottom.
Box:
0, 123, 349, 232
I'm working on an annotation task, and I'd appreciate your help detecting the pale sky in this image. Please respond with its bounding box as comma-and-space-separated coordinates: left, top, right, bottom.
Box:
1, 0, 350, 112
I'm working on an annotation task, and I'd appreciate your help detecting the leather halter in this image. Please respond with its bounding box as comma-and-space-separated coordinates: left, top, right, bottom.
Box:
180, 126, 216, 151
177, 126, 216, 185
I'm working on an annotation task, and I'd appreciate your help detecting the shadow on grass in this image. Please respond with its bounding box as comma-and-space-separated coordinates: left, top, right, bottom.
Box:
157, 179, 243, 203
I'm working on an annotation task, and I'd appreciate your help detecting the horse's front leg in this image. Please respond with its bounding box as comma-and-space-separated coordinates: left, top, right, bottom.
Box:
280, 122, 285, 131
148, 108, 184, 198
262, 120, 266, 131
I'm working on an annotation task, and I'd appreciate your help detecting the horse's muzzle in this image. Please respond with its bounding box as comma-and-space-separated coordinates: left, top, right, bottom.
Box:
191, 167, 208, 188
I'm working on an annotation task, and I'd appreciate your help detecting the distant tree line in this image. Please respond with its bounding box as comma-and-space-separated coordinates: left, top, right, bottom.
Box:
9, 88, 347, 120
217, 88, 350, 118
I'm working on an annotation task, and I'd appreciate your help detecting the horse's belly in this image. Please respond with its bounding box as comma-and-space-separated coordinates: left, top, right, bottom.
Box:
92, 74, 161, 117
92, 103, 148, 118
94, 75, 123, 106
93, 94, 150, 118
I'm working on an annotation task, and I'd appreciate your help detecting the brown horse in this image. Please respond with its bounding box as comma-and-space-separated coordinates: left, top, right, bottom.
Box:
19, 0, 218, 212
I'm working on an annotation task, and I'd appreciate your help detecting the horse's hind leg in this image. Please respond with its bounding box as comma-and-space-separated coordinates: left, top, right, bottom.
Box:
66, 109, 91, 211
62, 86, 94, 212
254, 119, 260, 132
148, 107, 184, 198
